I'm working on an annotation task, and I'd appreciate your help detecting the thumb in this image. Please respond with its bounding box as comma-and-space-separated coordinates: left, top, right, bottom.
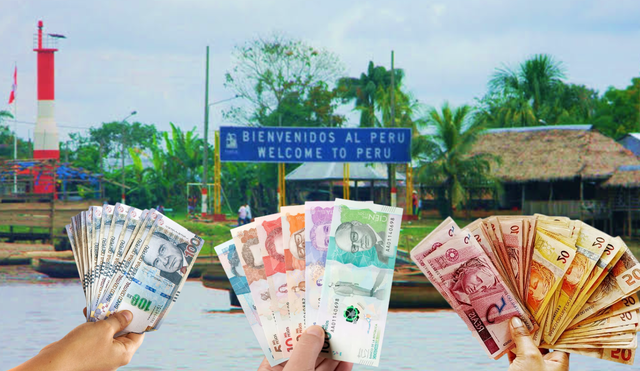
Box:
285, 326, 325, 371
103, 310, 133, 336
509, 317, 539, 360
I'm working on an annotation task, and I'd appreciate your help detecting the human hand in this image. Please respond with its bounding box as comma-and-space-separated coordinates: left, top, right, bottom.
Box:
257, 325, 353, 371
10, 308, 144, 371
508, 317, 569, 371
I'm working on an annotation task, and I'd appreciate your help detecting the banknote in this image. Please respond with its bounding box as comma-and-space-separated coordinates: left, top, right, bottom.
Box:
215, 240, 285, 367
304, 201, 334, 325
93, 203, 131, 319
255, 214, 294, 356
316, 199, 403, 366
231, 222, 285, 361
526, 231, 577, 322
544, 224, 610, 343
280, 205, 306, 347
421, 230, 536, 359
575, 293, 640, 326
410, 217, 459, 303
95, 209, 158, 320
95, 203, 114, 310
113, 207, 144, 273
90, 205, 107, 318
115, 214, 204, 335
571, 248, 640, 325
497, 217, 524, 296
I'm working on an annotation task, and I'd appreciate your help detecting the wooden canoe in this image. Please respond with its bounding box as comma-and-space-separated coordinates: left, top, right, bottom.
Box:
32, 258, 79, 279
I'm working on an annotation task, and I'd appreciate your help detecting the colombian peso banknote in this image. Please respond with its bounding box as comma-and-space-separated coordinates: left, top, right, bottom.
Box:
281, 205, 307, 347
215, 240, 286, 367
231, 222, 286, 361
304, 201, 334, 326
316, 199, 402, 366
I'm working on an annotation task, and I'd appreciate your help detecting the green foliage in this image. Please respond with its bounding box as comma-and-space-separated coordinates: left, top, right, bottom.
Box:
592, 78, 640, 139
336, 61, 404, 127
224, 33, 345, 127
0, 110, 32, 159
416, 103, 499, 218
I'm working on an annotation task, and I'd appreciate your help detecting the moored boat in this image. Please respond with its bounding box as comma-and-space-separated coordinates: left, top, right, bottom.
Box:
32, 258, 78, 279
200, 258, 450, 309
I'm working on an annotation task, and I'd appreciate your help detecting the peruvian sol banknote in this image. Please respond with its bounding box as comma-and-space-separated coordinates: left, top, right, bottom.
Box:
215, 240, 285, 367
113, 214, 204, 335
305, 201, 334, 326
255, 214, 294, 356
420, 226, 537, 359
281, 205, 306, 347
231, 222, 286, 361
316, 199, 403, 366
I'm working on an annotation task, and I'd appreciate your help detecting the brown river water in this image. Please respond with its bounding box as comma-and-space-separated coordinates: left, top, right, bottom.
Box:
0, 266, 633, 370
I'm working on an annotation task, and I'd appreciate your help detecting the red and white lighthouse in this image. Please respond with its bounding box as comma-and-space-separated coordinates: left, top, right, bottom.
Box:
33, 20, 60, 160
33, 20, 61, 193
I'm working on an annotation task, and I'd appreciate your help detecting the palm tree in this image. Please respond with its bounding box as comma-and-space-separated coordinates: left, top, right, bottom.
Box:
336, 61, 403, 127
0, 110, 13, 124
416, 103, 498, 217
490, 54, 565, 117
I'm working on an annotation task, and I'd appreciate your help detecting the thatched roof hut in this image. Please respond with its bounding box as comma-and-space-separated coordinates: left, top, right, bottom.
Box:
470, 125, 640, 183
602, 165, 640, 188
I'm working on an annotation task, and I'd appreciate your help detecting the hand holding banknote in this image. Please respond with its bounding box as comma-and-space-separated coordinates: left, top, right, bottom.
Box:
508, 317, 569, 371
10, 309, 144, 371
257, 326, 353, 371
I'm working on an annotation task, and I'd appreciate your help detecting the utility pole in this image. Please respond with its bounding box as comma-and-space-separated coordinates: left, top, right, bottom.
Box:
389, 50, 397, 207
202, 46, 210, 217
121, 125, 125, 203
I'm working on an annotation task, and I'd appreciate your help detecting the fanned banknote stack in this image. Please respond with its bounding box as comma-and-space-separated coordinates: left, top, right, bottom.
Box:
65, 203, 204, 335
215, 199, 403, 367
410, 215, 640, 365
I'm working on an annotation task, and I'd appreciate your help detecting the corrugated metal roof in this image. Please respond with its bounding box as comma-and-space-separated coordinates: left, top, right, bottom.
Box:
286, 162, 406, 181
486, 125, 592, 133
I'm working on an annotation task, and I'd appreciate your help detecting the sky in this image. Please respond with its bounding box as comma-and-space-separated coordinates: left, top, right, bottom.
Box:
1, 0, 640, 144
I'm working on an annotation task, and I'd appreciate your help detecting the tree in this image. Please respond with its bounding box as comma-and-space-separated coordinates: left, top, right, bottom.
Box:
336, 61, 403, 127
490, 54, 566, 116
224, 34, 345, 127
593, 77, 640, 139
416, 103, 498, 217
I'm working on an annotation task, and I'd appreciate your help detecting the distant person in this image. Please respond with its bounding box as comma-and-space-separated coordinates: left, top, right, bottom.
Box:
188, 196, 196, 216
244, 203, 252, 224
156, 204, 165, 215
238, 204, 247, 226
412, 190, 418, 216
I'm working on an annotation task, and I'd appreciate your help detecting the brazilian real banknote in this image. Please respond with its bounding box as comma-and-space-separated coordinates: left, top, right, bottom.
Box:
315, 199, 403, 366
215, 240, 286, 367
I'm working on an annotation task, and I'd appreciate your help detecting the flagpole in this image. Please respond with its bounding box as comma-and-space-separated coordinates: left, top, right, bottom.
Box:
13, 63, 17, 194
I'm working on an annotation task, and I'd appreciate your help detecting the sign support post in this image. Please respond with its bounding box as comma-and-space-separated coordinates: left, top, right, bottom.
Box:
214, 130, 222, 216
343, 163, 350, 200
406, 163, 413, 216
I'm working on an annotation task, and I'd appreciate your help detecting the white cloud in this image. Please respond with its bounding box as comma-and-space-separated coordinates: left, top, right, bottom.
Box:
0, 0, 639, 143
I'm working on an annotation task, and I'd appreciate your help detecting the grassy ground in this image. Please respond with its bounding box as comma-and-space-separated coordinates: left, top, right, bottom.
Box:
170, 215, 640, 257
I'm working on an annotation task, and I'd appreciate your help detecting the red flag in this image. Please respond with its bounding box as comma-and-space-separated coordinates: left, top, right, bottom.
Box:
8, 66, 16, 104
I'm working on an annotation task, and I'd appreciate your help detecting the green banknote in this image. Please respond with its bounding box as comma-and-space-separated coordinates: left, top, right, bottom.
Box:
315, 199, 402, 366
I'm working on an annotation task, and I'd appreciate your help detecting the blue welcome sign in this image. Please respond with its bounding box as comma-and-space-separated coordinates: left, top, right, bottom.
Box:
219, 126, 412, 163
